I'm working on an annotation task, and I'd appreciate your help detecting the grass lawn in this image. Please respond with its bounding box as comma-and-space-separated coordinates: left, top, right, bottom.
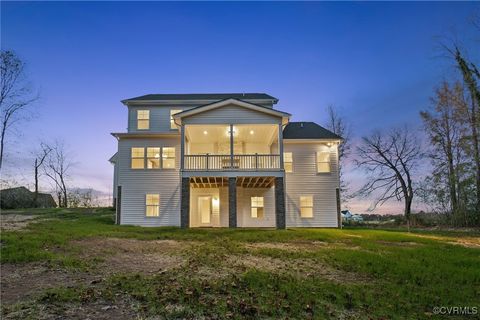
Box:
1, 208, 479, 319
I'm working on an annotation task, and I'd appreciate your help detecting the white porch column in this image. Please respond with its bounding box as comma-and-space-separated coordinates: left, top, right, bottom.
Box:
278, 124, 284, 169
180, 124, 185, 170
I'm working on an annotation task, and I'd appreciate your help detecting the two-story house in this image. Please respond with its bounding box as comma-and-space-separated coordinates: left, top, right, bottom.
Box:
110, 93, 342, 228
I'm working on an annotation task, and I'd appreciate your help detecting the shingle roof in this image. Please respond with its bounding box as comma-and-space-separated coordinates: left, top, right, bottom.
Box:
123, 93, 278, 103
283, 122, 342, 140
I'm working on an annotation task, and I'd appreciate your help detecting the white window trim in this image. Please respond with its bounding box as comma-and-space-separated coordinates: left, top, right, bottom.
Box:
137, 110, 150, 130
162, 147, 176, 169
146, 147, 161, 170
251, 196, 264, 219
284, 152, 293, 173
170, 109, 182, 130
145, 194, 160, 217
300, 195, 314, 218
316, 151, 331, 173
131, 147, 145, 169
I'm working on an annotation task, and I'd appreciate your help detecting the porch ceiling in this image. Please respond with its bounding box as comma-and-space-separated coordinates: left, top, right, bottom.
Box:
189, 176, 275, 188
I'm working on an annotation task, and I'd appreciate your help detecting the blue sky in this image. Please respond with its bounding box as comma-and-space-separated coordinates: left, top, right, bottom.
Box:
2, 1, 479, 212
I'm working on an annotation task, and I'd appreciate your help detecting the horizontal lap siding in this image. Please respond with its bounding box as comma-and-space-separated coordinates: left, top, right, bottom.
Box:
128, 106, 191, 133
284, 143, 339, 227
117, 137, 181, 226
182, 104, 281, 125
237, 187, 275, 227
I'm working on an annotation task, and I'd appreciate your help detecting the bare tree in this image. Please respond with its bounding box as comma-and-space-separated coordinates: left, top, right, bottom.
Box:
454, 47, 480, 212
33, 143, 52, 207
0, 50, 38, 170
356, 127, 423, 229
325, 105, 351, 193
43, 141, 72, 208
420, 82, 467, 213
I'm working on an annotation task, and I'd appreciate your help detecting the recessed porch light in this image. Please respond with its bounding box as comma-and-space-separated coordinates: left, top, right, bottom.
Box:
203, 130, 208, 135
250, 130, 254, 135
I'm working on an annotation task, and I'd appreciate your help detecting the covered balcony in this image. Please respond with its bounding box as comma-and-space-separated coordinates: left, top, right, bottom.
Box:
182, 124, 283, 171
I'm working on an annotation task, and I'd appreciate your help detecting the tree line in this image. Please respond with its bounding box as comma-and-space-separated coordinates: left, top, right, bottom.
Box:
0, 50, 90, 208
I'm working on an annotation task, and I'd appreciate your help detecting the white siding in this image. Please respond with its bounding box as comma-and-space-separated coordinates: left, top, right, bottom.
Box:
237, 187, 275, 227
284, 143, 339, 227
117, 137, 181, 226
182, 104, 282, 125
128, 106, 191, 133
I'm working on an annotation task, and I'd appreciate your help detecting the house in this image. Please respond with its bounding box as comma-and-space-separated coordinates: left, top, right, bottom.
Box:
0, 186, 57, 209
110, 93, 342, 228
341, 210, 364, 223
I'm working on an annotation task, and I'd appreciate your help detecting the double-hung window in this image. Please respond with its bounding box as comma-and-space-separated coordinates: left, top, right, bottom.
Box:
137, 110, 150, 130
170, 110, 182, 129
317, 151, 331, 173
131, 148, 145, 169
162, 147, 176, 168
147, 147, 160, 169
146, 194, 160, 217
284, 152, 293, 173
300, 196, 313, 218
251, 196, 264, 218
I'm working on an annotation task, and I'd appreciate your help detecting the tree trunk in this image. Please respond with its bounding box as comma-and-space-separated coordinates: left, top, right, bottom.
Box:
34, 158, 39, 208
0, 118, 6, 170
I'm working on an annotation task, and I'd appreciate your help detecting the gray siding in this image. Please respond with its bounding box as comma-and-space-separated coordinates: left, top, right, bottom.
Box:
128, 106, 191, 133
117, 136, 181, 226
284, 143, 339, 227
182, 104, 282, 125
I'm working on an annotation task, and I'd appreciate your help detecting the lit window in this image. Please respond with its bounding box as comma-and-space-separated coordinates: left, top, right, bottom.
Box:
284, 152, 293, 173
147, 147, 160, 169
131, 148, 145, 169
137, 110, 150, 130
251, 196, 264, 218
162, 147, 176, 168
317, 151, 331, 173
170, 109, 182, 129
300, 196, 313, 218
146, 194, 160, 217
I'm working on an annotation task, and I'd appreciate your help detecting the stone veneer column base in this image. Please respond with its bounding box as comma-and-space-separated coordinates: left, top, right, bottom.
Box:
180, 177, 190, 228
228, 177, 237, 228
275, 177, 286, 229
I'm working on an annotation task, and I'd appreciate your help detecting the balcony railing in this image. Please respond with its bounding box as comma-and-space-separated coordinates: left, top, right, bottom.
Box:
184, 154, 281, 171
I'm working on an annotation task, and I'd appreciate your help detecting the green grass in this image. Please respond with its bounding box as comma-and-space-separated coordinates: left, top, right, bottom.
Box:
1, 207, 479, 319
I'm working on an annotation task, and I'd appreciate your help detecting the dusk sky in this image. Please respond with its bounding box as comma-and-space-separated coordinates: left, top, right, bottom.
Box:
2, 2, 479, 213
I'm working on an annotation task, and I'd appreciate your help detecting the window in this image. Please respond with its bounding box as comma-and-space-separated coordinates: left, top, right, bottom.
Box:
146, 194, 160, 217
137, 110, 150, 130
300, 196, 313, 218
147, 147, 160, 169
170, 109, 182, 129
284, 152, 293, 172
317, 151, 331, 173
251, 196, 264, 218
162, 147, 175, 168
131, 148, 145, 169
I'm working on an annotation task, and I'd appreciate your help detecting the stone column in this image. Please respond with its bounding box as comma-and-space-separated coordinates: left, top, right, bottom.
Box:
274, 177, 286, 229
228, 177, 237, 228
180, 177, 190, 228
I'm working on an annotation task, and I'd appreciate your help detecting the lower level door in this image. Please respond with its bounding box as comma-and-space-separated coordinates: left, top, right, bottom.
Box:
198, 196, 212, 224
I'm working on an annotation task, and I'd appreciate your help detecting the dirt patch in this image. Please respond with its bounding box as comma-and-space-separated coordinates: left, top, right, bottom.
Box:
1, 295, 138, 320
246, 241, 361, 252
1, 262, 96, 305
71, 238, 188, 275
224, 254, 368, 284
448, 238, 480, 249
376, 240, 422, 247
0, 214, 39, 231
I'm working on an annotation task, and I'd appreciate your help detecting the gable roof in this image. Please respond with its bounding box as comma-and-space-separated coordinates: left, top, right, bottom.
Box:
283, 122, 342, 140
122, 93, 278, 104
172, 98, 290, 124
